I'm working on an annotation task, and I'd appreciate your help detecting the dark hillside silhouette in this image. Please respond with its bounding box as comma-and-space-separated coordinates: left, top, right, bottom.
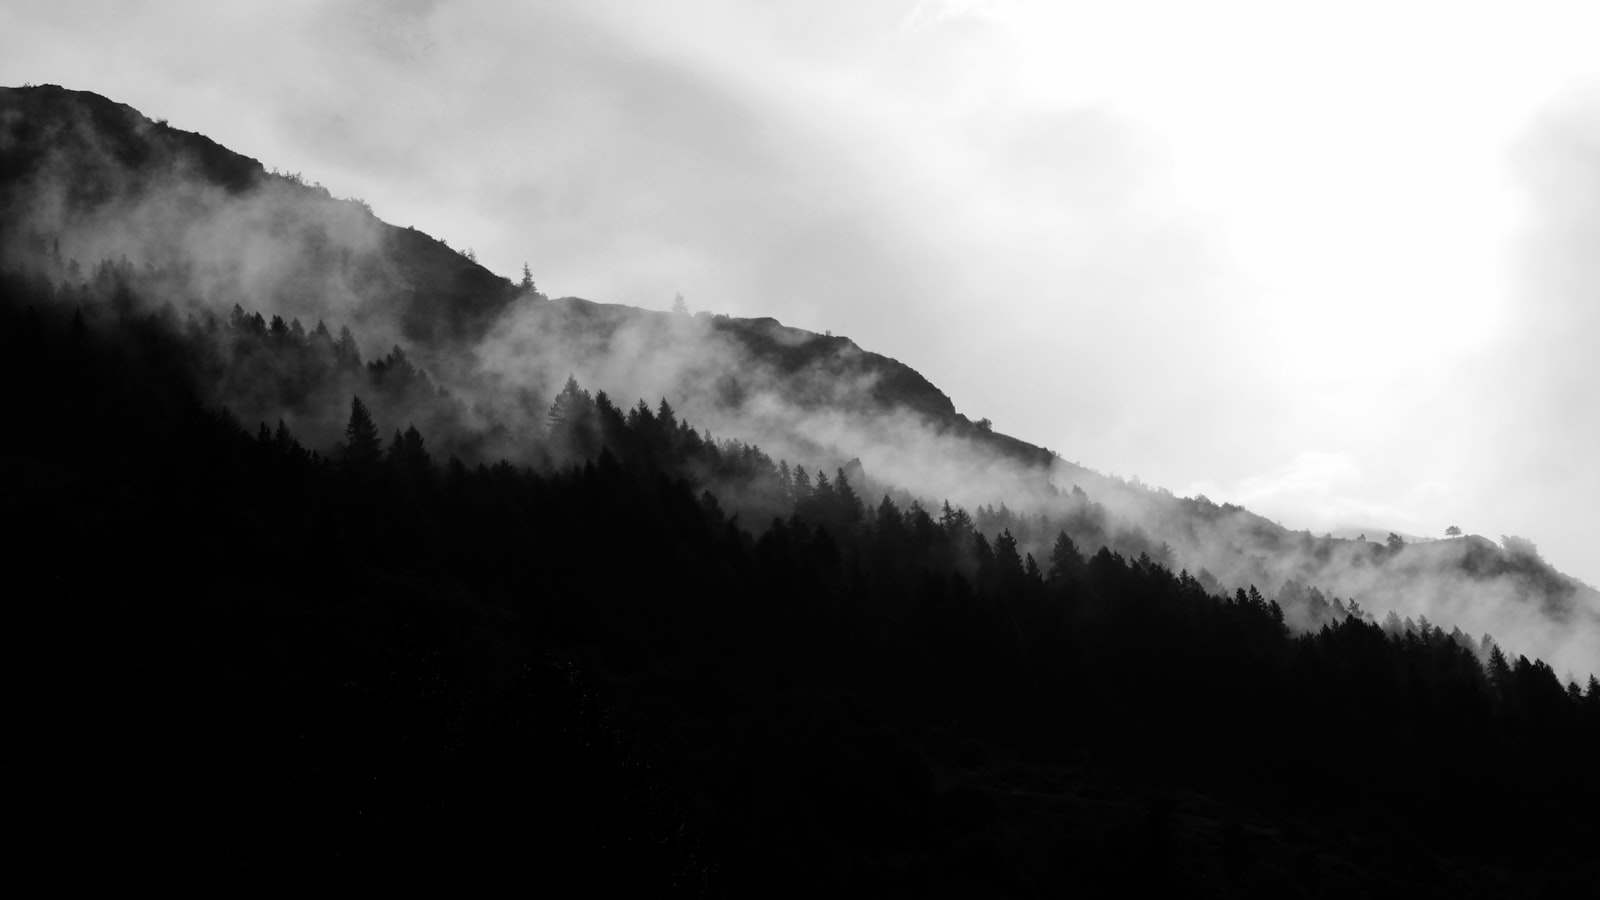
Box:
0, 85, 518, 343
9, 83, 1595, 678
5, 256, 1600, 897
5, 84, 1600, 896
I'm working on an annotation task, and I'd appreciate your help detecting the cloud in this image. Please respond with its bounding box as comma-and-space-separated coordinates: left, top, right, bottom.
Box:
1183, 451, 1457, 536
10, 0, 1600, 657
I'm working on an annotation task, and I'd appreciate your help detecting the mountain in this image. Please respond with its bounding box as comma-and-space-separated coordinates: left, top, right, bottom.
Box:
0, 84, 1055, 465
0, 84, 517, 343
9, 83, 1600, 894
4, 84, 1597, 674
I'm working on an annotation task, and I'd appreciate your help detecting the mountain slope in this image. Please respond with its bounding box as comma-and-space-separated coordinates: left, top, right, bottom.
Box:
0, 84, 517, 343
5, 240, 1600, 896
3, 83, 1598, 676
10, 82, 1600, 894
0, 84, 1055, 468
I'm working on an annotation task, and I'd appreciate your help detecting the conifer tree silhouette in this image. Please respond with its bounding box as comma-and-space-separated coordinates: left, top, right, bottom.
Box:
343, 395, 381, 466
334, 325, 362, 369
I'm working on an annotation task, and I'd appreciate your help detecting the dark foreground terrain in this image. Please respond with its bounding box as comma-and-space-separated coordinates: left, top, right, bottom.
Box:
4, 265, 1600, 898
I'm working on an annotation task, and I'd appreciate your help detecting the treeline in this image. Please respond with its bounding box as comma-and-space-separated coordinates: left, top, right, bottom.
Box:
4, 265, 1600, 896
6, 245, 1495, 636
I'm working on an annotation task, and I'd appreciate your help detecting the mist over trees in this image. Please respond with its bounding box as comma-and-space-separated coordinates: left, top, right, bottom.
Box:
6, 265, 1600, 894
9, 84, 1596, 683
6, 84, 1600, 894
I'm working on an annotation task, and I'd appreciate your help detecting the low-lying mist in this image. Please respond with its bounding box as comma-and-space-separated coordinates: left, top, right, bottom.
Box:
5, 83, 1596, 681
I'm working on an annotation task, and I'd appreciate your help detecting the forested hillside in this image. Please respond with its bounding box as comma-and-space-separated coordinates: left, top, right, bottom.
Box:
6, 250, 1600, 897
7, 85, 1597, 682
6, 84, 1600, 896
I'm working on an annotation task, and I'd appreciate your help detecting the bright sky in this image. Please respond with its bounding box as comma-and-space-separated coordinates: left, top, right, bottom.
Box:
6, 0, 1600, 581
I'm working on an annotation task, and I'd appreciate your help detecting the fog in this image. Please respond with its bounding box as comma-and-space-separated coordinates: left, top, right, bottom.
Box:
8, 97, 1600, 680
8, 1, 1600, 677
10, 0, 1600, 595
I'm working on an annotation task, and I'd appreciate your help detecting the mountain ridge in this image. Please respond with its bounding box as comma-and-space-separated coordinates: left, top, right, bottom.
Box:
4, 82, 1598, 677
0, 83, 1056, 472
0, 83, 518, 343
10, 80, 1600, 894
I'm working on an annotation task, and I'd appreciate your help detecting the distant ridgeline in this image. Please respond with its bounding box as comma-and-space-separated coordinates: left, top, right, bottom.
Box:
5, 83, 1600, 894
0, 84, 518, 343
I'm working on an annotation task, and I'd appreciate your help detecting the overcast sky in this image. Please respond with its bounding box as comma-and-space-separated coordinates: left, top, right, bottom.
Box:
7, 0, 1600, 582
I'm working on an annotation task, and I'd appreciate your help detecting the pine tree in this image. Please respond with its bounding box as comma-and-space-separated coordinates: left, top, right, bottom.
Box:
906, 500, 938, 546
939, 501, 973, 538
792, 466, 812, 503
833, 467, 863, 526
813, 470, 833, 502
334, 326, 362, 368
388, 423, 430, 474
995, 529, 1023, 576
593, 390, 624, 441
875, 495, 903, 543
973, 533, 995, 573
402, 424, 428, 467
1024, 553, 1042, 583
547, 375, 592, 432
1487, 645, 1514, 699
343, 395, 382, 466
